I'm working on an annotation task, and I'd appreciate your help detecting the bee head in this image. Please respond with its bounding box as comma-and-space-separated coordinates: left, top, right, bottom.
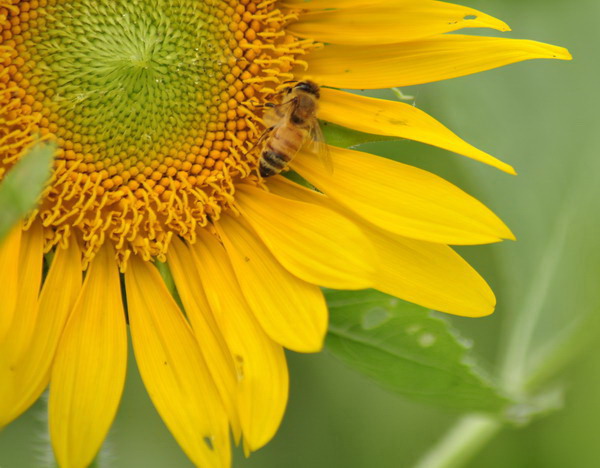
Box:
293, 80, 320, 98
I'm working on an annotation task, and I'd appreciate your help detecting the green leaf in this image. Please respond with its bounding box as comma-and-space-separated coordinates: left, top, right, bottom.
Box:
0, 142, 56, 240
154, 260, 184, 311
325, 289, 509, 412
321, 120, 397, 148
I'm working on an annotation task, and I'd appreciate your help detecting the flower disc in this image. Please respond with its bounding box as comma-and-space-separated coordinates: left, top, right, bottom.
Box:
1, 0, 311, 266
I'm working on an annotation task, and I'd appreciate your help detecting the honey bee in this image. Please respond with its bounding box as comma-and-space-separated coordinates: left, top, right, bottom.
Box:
257, 80, 332, 177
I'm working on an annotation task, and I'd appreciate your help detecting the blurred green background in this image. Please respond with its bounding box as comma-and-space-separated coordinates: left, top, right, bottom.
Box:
2, 0, 599, 466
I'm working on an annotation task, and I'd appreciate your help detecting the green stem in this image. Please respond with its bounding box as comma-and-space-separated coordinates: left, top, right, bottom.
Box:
414, 209, 572, 468
412, 415, 502, 468
499, 216, 570, 394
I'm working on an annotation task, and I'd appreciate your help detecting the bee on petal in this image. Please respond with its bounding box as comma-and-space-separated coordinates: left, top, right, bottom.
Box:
258, 80, 332, 178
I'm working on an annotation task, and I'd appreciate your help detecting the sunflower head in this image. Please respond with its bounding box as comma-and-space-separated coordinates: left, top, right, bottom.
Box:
0, 0, 319, 268
0, 1, 571, 467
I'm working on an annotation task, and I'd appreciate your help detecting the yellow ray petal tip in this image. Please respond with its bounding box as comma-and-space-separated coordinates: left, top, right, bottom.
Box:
559, 48, 573, 61
482, 17, 511, 33
542, 44, 573, 61
502, 226, 517, 242
503, 162, 517, 176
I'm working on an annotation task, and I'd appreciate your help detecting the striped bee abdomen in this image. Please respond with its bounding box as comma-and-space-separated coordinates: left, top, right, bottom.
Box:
259, 149, 288, 177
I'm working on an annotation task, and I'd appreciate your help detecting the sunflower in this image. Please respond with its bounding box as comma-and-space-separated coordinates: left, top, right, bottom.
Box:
0, 0, 570, 466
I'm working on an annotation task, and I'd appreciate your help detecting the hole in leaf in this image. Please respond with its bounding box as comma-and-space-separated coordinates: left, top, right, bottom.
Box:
203, 435, 214, 451
418, 332, 437, 348
234, 354, 245, 382
361, 307, 391, 330
405, 324, 422, 335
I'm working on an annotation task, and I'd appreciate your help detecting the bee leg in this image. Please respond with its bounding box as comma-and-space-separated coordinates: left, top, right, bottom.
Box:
252, 102, 276, 108
248, 100, 276, 109
245, 127, 274, 156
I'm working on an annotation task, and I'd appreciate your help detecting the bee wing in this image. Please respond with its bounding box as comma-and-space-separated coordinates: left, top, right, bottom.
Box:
252, 100, 299, 157
262, 99, 297, 128
307, 119, 334, 174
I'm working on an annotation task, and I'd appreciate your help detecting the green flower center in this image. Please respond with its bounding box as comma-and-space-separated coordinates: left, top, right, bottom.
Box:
26, 0, 234, 163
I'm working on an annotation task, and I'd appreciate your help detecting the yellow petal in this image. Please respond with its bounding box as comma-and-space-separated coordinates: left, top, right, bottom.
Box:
126, 255, 230, 468
293, 147, 514, 245
289, 1, 509, 45
235, 184, 375, 289
366, 224, 495, 317
0, 241, 81, 427
319, 88, 515, 174
292, 146, 513, 245
49, 243, 127, 468
298, 35, 572, 89
0, 224, 21, 344
167, 237, 241, 442
3, 221, 44, 361
217, 214, 327, 353
266, 176, 321, 203
267, 178, 495, 316
191, 230, 289, 451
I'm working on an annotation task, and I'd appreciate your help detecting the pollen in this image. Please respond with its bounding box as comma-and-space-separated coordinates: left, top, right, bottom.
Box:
0, 0, 314, 268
